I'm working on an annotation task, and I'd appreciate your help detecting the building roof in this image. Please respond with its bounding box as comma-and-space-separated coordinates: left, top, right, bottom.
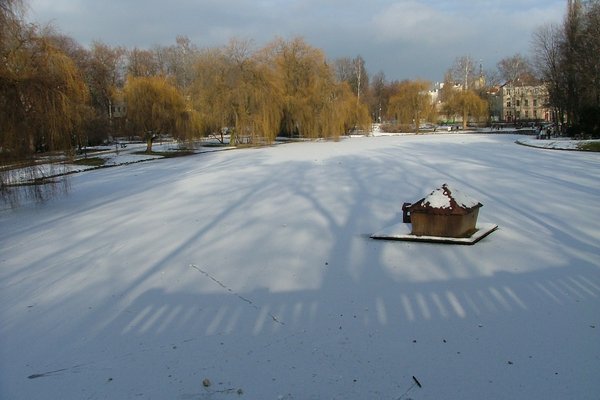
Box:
409, 184, 482, 215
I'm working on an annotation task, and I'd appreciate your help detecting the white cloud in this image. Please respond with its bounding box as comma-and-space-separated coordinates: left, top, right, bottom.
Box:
25, 0, 567, 81
372, 1, 468, 45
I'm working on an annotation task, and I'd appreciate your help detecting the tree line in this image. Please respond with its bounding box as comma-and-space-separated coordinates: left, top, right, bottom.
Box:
1, 1, 374, 159
0, 0, 521, 161
533, 0, 600, 137
3, 0, 598, 168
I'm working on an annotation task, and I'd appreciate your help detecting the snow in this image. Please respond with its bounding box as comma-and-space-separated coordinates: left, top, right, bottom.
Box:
371, 223, 498, 244
421, 186, 452, 209
447, 186, 480, 209
414, 184, 480, 210
516, 137, 599, 150
3, 141, 230, 185
1, 134, 600, 399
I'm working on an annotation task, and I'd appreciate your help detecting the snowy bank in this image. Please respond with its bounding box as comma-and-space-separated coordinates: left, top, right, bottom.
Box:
516, 137, 600, 151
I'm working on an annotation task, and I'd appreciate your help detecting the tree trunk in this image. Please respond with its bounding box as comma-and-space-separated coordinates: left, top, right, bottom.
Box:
145, 132, 154, 153
415, 111, 420, 134
231, 110, 239, 145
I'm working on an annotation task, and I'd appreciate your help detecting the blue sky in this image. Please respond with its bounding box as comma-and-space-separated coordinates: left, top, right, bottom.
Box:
27, 0, 566, 81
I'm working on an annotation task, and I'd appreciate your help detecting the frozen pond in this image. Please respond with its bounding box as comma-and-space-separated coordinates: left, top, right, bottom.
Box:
1, 134, 599, 399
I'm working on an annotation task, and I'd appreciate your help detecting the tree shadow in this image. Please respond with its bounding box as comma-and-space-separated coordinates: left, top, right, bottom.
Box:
2, 135, 600, 399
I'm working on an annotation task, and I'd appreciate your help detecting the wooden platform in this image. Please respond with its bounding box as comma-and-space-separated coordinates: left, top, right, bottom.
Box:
370, 223, 498, 245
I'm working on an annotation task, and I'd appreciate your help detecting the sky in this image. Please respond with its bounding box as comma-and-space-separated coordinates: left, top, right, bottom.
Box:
26, 0, 567, 82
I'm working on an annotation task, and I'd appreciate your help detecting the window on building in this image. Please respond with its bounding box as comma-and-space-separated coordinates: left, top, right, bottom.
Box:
524, 99, 529, 107
533, 99, 537, 107
516, 100, 520, 107
525, 110, 529, 118
507, 101, 511, 108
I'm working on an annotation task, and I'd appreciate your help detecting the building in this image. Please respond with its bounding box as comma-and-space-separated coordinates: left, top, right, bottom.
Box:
493, 82, 552, 123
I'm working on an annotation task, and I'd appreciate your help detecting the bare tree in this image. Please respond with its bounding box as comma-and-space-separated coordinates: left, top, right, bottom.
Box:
153, 36, 199, 95
334, 55, 369, 104
497, 54, 536, 85
483, 68, 502, 88
369, 71, 387, 122
442, 57, 490, 129
533, 0, 600, 136
450, 56, 477, 91
578, 0, 600, 131
0, 0, 23, 25
127, 47, 160, 78
533, 24, 566, 125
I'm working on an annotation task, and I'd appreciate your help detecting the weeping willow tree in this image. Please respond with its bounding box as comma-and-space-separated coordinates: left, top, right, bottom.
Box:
443, 89, 489, 129
316, 79, 370, 137
123, 75, 199, 153
191, 37, 368, 144
388, 80, 435, 134
1, 0, 89, 203
270, 37, 328, 138
190, 48, 227, 141
267, 37, 369, 140
0, 17, 88, 159
192, 39, 283, 145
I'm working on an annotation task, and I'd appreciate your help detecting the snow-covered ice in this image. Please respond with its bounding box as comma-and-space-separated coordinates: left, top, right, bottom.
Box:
1, 134, 599, 399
